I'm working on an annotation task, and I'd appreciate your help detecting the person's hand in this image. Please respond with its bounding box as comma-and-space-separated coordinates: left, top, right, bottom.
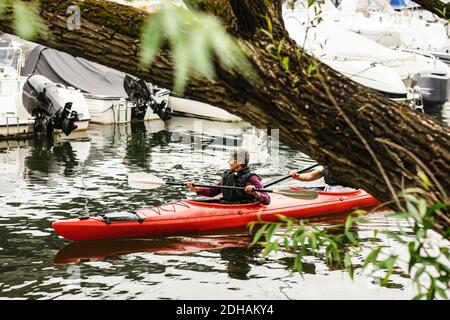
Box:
186, 181, 198, 192
290, 170, 298, 178
244, 185, 259, 197
244, 185, 255, 194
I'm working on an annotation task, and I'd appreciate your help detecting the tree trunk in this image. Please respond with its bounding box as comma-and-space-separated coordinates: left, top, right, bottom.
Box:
1, 0, 448, 235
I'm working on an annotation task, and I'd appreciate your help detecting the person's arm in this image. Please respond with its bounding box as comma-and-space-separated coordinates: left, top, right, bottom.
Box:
186, 180, 222, 197
245, 176, 271, 205
290, 166, 324, 182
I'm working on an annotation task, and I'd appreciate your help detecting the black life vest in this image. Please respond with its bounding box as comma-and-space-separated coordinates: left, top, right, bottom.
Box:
323, 167, 338, 185
220, 166, 260, 204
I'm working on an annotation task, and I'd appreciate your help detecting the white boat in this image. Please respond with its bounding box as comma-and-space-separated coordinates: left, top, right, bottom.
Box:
84, 95, 128, 124
167, 95, 242, 122
337, 0, 450, 63
86, 87, 241, 124
283, 0, 450, 111
0, 37, 90, 138
20, 41, 241, 124
0, 40, 34, 138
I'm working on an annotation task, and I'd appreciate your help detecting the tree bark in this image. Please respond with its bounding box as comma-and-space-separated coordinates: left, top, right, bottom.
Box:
1, 0, 449, 235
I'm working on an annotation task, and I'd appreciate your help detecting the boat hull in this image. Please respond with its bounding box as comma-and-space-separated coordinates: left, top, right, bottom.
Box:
52, 190, 379, 241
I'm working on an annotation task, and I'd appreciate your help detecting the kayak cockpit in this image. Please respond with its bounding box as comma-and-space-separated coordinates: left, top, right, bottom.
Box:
184, 199, 262, 208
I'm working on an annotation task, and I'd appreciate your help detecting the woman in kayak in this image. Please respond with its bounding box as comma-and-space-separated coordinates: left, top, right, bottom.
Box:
186, 148, 271, 205
290, 166, 355, 192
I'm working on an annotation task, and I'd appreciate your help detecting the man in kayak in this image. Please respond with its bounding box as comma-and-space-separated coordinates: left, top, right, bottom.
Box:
186, 148, 271, 205
290, 166, 355, 192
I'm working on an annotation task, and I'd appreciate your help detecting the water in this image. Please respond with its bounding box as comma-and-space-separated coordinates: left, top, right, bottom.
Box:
0, 108, 448, 299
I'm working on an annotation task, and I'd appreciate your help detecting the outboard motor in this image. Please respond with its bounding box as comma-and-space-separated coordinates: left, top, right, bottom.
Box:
22, 74, 79, 136
123, 74, 172, 121
411, 71, 450, 113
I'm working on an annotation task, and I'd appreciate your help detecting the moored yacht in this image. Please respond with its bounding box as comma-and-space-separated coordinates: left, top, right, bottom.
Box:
283, 0, 450, 112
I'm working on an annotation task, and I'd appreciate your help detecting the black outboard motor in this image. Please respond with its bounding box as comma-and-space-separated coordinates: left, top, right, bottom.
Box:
22, 74, 79, 136
123, 74, 172, 121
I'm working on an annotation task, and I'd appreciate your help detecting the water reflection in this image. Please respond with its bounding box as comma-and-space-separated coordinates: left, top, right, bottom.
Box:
53, 233, 251, 265
220, 247, 262, 280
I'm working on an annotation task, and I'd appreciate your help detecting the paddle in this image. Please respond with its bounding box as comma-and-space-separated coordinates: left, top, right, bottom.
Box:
264, 163, 320, 188
128, 173, 318, 200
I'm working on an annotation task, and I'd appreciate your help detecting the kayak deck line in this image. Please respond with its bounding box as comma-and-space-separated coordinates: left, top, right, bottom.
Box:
132, 194, 374, 222
80, 193, 374, 225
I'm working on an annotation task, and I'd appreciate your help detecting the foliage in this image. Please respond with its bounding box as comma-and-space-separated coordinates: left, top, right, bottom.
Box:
434, 6, 448, 20
12, 1, 46, 39
139, 4, 252, 93
250, 184, 450, 300
0, 0, 5, 16
0, 0, 46, 40
265, 1, 323, 82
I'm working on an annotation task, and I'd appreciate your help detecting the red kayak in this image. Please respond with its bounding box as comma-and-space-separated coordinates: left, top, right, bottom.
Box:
52, 189, 379, 241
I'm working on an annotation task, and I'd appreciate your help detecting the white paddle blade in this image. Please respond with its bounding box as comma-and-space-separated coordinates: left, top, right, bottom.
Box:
128, 173, 166, 189
273, 188, 318, 200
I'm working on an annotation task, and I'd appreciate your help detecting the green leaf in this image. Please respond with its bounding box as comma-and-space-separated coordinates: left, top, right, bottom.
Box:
406, 200, 420, 221
162, 7, 181, 40
307, 64, 316, 77
263, 241, 278, 256
345, 231, 357, 245
0, 0, 6, 16
189, 22, 214, 79
436, 286, 448, 300
417, 170, 429, 189
427, 202, 449, 215
140, 5, 252, 93
353, 209, 367, 216
344, 252, 354, 279
266, 223, 280, 242
373, 229, 379, 239
250, 224, 267, 246
413, 293, 425, 300
443, 229, 450, 240
345, 215, 353, 233
363, 247, 381, 269
173, 35, 189, 93
294, 255, 303, 273
400, 187, 425, 196
13, 1, 45, 40
276, 214, 289, 223
284, 238, 290, 251
388, 211, 410, 220
417, 199, 428, 218
307, 0, 316, 8
384, 230, 407, 244
282, 56, 289, 71
277, 38, 285, 57
426, 278, 436, 300
413, 266, 426, 281
265, 15, 273, 38
140, 17, 163, 67
309, 233, 318, 250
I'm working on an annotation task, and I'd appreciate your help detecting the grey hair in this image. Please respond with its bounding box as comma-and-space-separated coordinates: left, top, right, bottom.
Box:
229, 148, 250, 165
